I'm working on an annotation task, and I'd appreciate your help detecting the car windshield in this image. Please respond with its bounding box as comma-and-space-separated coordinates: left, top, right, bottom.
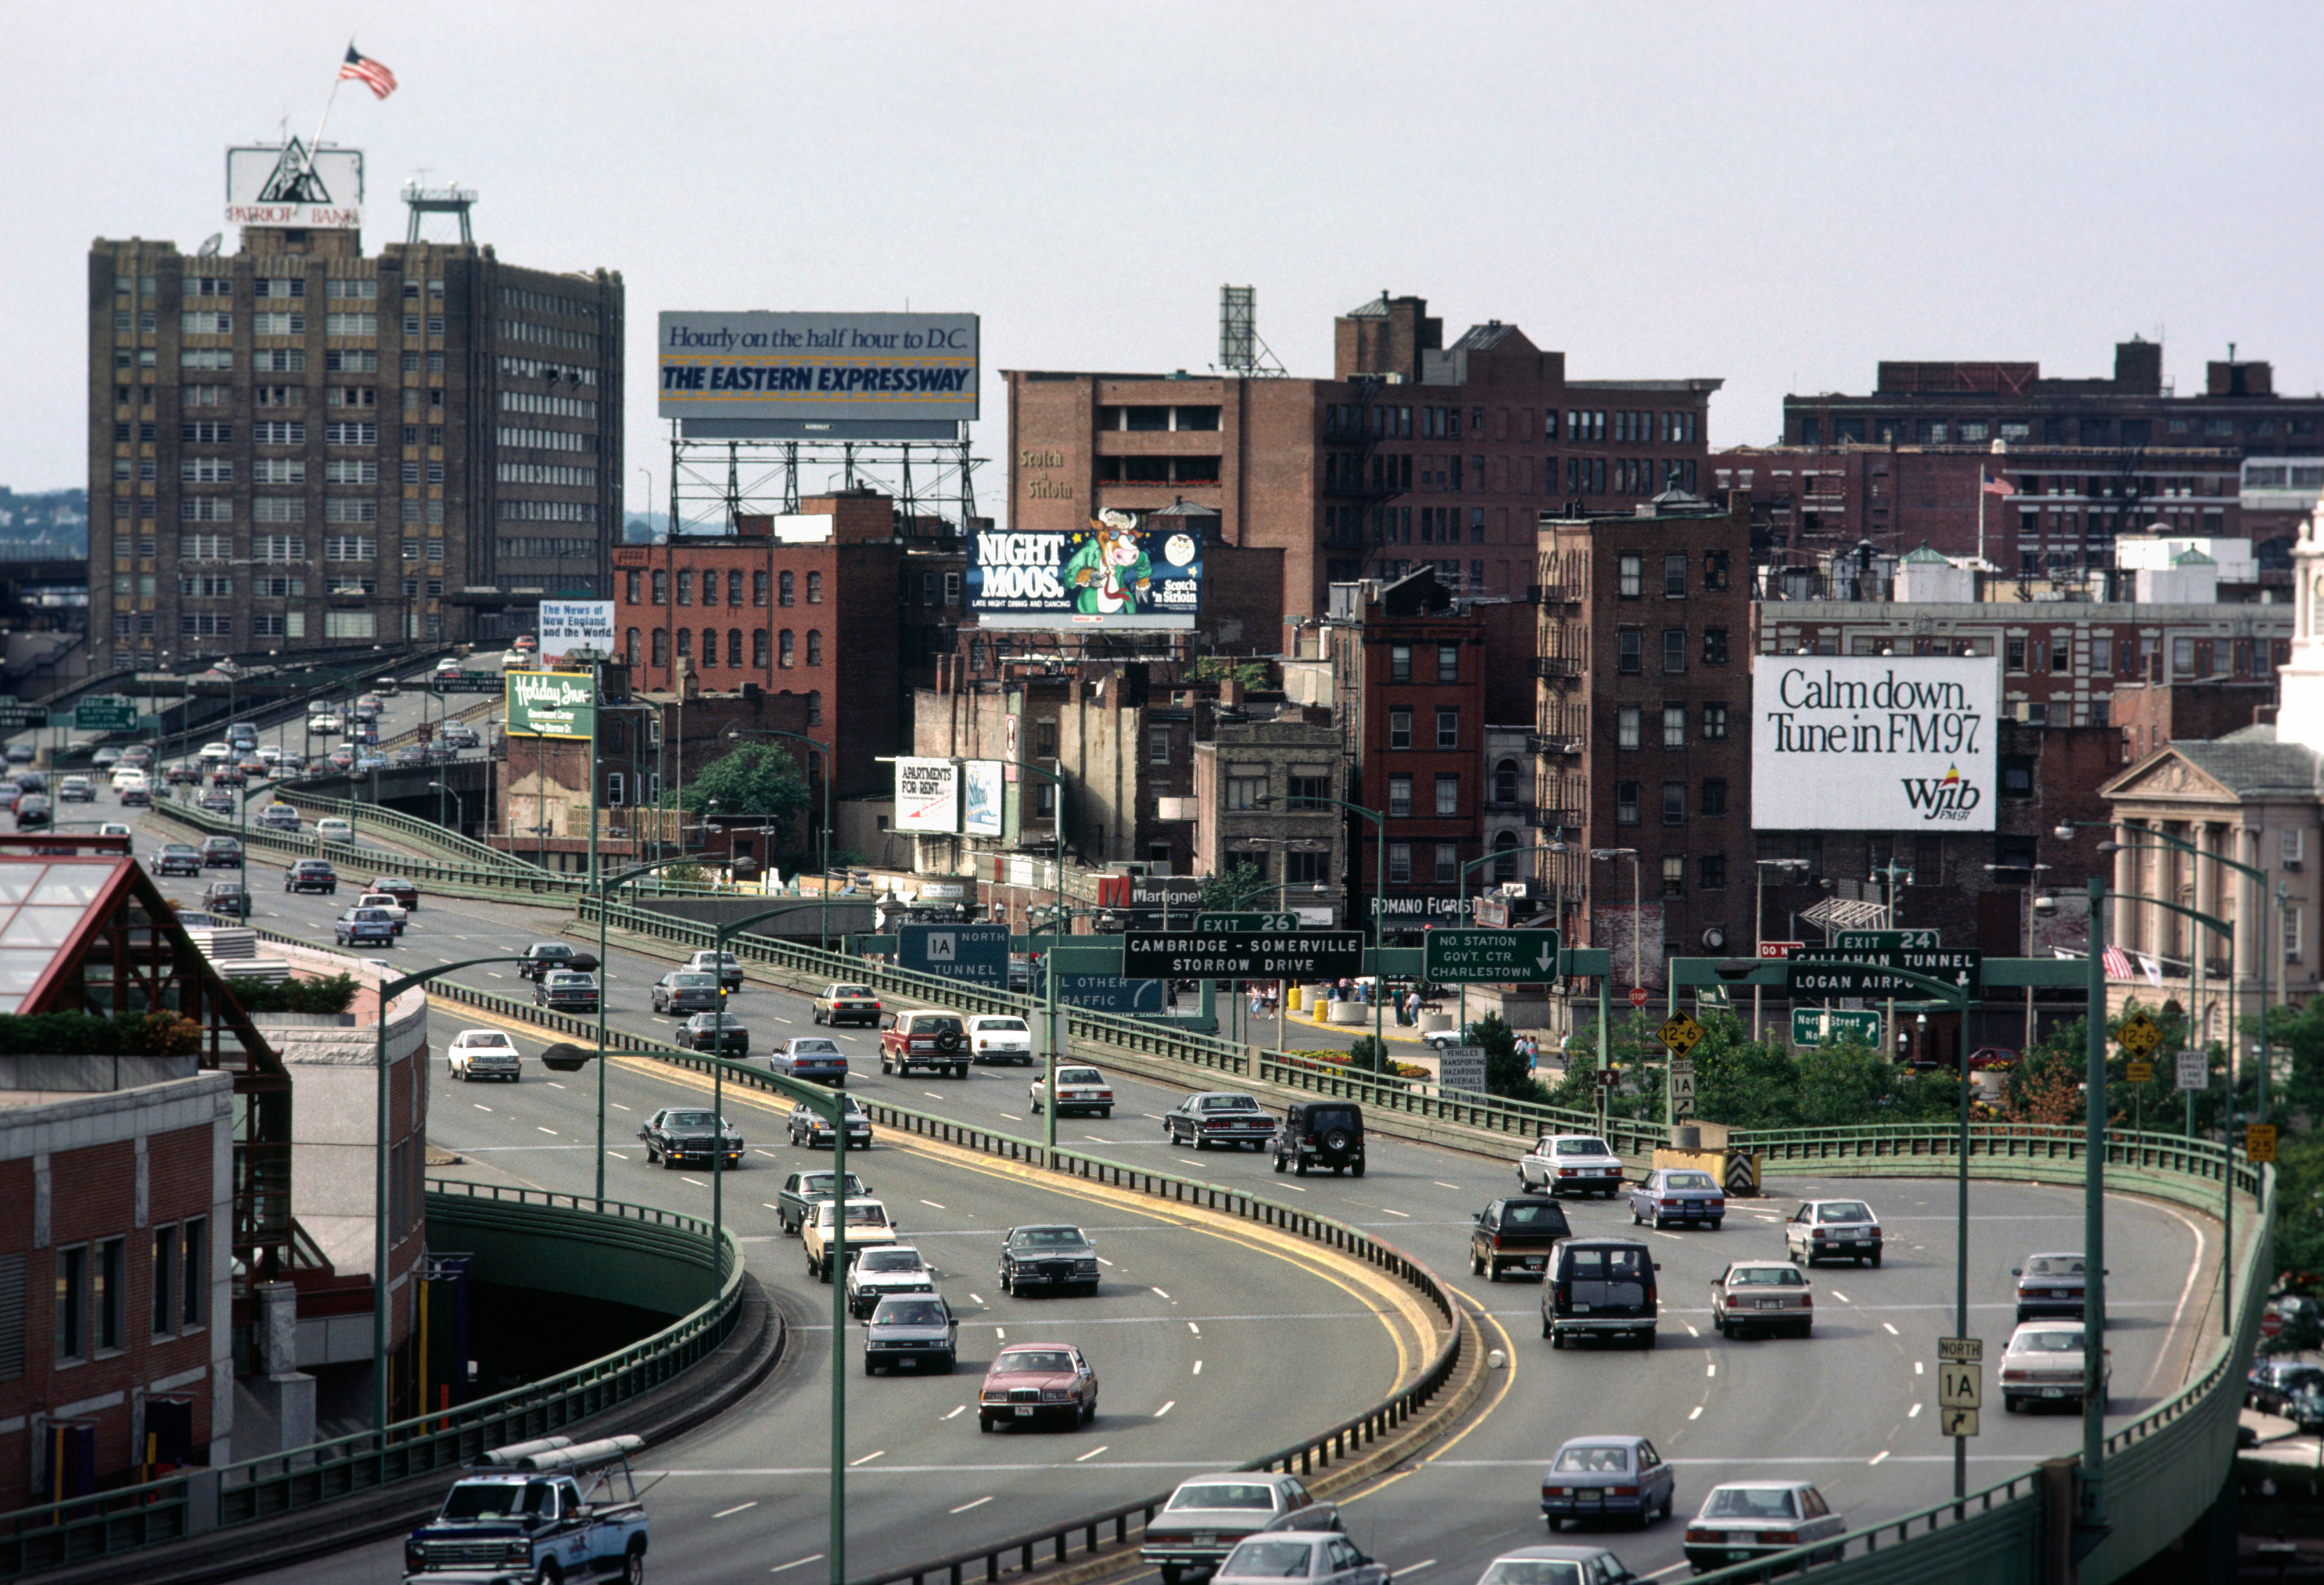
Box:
1566, 1246, 1648, 1278
2027, 1256, 2085, 1275
876, 1300, 946, 1326
439, 1480, 529, 1519
791, 1039, 841, 1055
669, 1113, 719, 1129
1013, 1227, 1082, 1247
1502, 1203, 1562, 1228
1733, 1266, 1804, 1286
1553, 1444, 1631, 1472
1304, 1108, 1358, 1131
672, 974, 714, 987
549, 974, 593, 988
978, 1018, 1028, 1033
1059, 1068, 1105, 1085
859, 1249, 923, 1271
1665, 1172, 1717, 1191
841, 1203, 887, 1226
2016, 1329, 2083, 1354
1477, 1564, 1585, 1585
995, 1349, 1073, 1374
1168, 1483, 1277, 1512
1703, 1488, 1801, 1521
532, 945, 571, 958
1819, 1203, 1873, 1222
832, 985, 873, 997
164, 846, 196, 856
1222, 1541, 1315, 1579
462, 1035, 514, 1050
1557, 1138, 1612, 1156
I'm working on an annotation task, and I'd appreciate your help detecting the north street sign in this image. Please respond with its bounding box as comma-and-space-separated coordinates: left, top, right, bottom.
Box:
1937, 1335, 1983, 1363
1791, 1008, 1885, 1048
1422, 928, 1561, 985
1834, 928, 1942, 952
1194, 912, 1297, 933
1786, 948, 1982, 998
74, 697, 137, 733
1122, 931, 1366, 982
895, 923, 1011, 987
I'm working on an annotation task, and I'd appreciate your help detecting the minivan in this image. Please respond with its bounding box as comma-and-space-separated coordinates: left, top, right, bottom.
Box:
1542, 1238, 1660, 1350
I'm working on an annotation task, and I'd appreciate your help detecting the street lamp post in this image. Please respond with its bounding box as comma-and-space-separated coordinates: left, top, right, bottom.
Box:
1261, 793, 1386, 1073
1753, 858, 1809, 1038
428, 780, 464, 838
586, 859, 687, 1208
1015, 762, 1071, 1153
724, 726, 834, 949
1457, 839, 1569, 1042
1982, 861, 2053, 1049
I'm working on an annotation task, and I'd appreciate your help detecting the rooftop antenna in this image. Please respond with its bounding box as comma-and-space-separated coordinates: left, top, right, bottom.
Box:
1217, 285, 1286, 378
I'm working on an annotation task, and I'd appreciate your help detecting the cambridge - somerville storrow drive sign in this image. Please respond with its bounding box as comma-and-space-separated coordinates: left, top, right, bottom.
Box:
1751, 655, 1998, 833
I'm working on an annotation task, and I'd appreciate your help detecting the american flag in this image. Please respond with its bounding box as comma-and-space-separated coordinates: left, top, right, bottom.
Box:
339, 46, 397, 100
1981, 472, 2014, 497
2101, 945, 2134, 980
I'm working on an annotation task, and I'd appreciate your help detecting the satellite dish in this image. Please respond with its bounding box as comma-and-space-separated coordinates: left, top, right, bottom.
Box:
198, 234, 224, 258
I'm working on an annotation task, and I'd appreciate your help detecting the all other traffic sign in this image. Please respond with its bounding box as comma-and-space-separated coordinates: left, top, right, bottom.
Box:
1422, 928, 1560, 985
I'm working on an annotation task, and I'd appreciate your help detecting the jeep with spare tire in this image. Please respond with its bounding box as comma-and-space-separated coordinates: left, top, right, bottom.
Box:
879, 1009, 970, 1079
1274, 1100, 1365, 1177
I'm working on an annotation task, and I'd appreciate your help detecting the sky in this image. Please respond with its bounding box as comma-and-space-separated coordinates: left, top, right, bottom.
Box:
8, 1, 2323, 506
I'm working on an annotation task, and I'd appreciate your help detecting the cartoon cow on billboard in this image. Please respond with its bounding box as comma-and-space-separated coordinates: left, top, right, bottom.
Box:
1063, 509, 1153, 615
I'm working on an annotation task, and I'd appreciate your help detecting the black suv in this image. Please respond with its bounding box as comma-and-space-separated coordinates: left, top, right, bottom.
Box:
1274, 1101, 1365, 1178
1543, 1237, 1660, 1350
519, 942, 600, 981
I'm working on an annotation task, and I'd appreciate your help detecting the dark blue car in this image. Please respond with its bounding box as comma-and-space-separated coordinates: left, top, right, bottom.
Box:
334, 907, 397, 948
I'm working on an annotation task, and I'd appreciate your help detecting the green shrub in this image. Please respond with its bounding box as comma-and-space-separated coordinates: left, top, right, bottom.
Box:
224, 973, 359, 1015
0, 1010, 202, 1057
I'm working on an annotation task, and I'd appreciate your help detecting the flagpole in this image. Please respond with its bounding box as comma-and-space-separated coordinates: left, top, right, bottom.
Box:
300, 43, 354, 183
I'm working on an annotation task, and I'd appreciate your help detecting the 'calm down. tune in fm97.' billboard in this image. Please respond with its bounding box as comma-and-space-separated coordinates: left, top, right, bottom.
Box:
657, 311, 978, 425
1751, 655, 1998, 832
969, 509, 1203, 630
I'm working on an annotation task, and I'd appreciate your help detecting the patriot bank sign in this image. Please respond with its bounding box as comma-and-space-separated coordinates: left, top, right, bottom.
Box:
505, 671, 595, 740
1751, 655, 1998, 832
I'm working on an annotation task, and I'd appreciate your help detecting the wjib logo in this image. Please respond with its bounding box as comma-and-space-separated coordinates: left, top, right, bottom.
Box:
1899, 766, 1980, 822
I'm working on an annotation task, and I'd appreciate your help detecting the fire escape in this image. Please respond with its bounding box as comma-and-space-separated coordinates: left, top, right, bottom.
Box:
1319, 377, 1409, 583
1525, 548, 1588, 928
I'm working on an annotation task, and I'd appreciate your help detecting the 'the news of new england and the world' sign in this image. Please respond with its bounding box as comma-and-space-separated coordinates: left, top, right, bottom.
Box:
894, 758, 961, 834
969, 511, 1203, 630
505, 672, 595, 740
225, 142, 364, 229
1752, 656, 1997, 832
657, 311, 978, 425
537, 601, 616, 665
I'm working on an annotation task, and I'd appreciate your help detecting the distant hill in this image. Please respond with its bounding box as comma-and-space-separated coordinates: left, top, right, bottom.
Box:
0, 488, 88, 555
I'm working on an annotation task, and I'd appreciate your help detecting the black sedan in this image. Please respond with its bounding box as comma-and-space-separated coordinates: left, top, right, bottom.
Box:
676, 1013, 750, 1056
535, 971, 600, 1014
1163, 1092, 1279, 1150
155, 844, 203, 877
199, 837, 243, 869
285, 859, 338, 894
998, 1224, 1100, 1297
518, 942, 599, 981
637, 1107, 743, 1170
787, 1096, 873, 1151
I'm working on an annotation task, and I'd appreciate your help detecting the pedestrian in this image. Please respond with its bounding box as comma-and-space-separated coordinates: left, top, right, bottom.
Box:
1250, 985, 1264, 1019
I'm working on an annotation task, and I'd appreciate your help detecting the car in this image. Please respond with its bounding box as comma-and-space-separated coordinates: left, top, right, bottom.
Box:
1518, 1134, 1625, 1198
518, 942, 599, 980
847, 1245, 938, 1320
354, 694, 383, 723
1275, 1099, 1365, 1177
13, 797, 52, 830
500, 650, 532, 670
773, 1168, 869, 1236
1542, 1238, 1659, 1350
513, 633, 539, 654
446, 1029, 522, 1082
199, 836, 243, 868
1473, 1546, 1647, 1585
1164, 1091, 1278, 1150
638, 1107, 743, 1170
1473, 1196, 1575, 1282
155, 843, 203, 877
977, 1342, 1098, 1433
226, 720, 258, 744
1784, 1198, 1882, 1267
354, 892, 409, 933
237, 755, 268, 779
435, 657, 465, 680
275, 753, 307, 776
110, 764, 149, 790
879, 1009, 970, 1078
388, 747, 427, 770
788, 1095, 873, 1150
1629, 1167, 1725, 1231
285, 859, 339, 894
1421, 1027, 1469, 1052
2000, 1319, 2110, 1412
2013, 1251, 2092, 1323
55, 776, 94, 804
116, 778, 152, 808
88, 746, 121, 770
200, 881, 250, 919
315, 816, 353, 841
967, 1013, 1034, 1064
1681, 1482, 1846, 1573
12, 771, 46, 794
769, 1037, 849, 1085
998, 1225, 1100, 1297
1029, 1064, 1114, 1118
95, 823, 131, 840
441, 723, 480, 750
650, 971, 722, 1015
255, 745, 282, 766
675, 1012, 749, 1056
1538, 1436, 1676, 1531
198, 742, 232, 767
863, 1293, 957, 1375
1, 743, 30, 765
1710, 1261, 1814, 1339
309, 712, 342, 734
325, 749, 355, 773
256, 803, 302, 833
684, 949, 745, 991
353, 753, 387, 774
210, 765, 246, 788
196, 788, 234, 814
1142, 1474, 1318, 1581
536, 971, 600, 1013
334, 907, 397, 947
0, 786, 19, 815
802, 1195, 900, 1279
2249, 1361, 2324, 1417
1214, 1526, 1386, 1585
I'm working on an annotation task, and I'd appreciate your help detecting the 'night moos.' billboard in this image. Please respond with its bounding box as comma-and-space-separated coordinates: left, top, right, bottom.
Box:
969, 509, 1202, 630
1752, 656, 1997, 831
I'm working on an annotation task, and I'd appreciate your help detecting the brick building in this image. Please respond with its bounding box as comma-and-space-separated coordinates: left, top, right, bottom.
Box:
1005, 293, 1720, 619
1190, 703, 1347, 924
91, 178, 623, 668
1534, 494, 1756, 983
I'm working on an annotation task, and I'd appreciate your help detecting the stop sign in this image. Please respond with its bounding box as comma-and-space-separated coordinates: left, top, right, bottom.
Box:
2262, 1310, 2286, 1339
1629, 985, 1649, 1009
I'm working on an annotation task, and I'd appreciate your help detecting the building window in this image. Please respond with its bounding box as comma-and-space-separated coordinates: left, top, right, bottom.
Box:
652, 568, 667, 604
1435, 773, 1459, 816
1492, 830, 1519, 881
626, 627, 641, 665
1227, 773, 1267, 811
2005, 637, 2026, 672
752, 569, 768, 606
1663, 781, 1686, 824
780, 571, 795, 607
1389, 708, 1412, 749
1702, 704, 1728, 741
1493, 758, 1519, 805
806, 571, 823, 604
752, 629, 769, 668
625, 570, 641, 604
1704, 551, 1730, 591
1662, 706, 1686, 747
1699, 854, 1727, 890
1437, 643, 1460, 683
779, 629, 795, 668
2287, 905, 2304, 961
1286, 849, 1330, 884
1389, 644, 1411, 683
1034, 720, 1057, 758
1618, 707, 1641, 749
1388, 774, 1413, 816
652, 628, 669, 666
700, 570, 720, 607
1436, 708, 1459, 750
727, 629, 744, 667
1661, 855, 1685, 897
1387, 842, 1412, 883
1664, 553, 1688, 597
1435, 842, 1459, 883
1618, 554, 1642, 598
1618, 629, 1642, 674
150, 1227, 176, 1337
55, 1246, 87, 1362
726, 570, 744, 606
1702, 777, 1727, 815
1288, 771, 1330, 810
1149, 726, 1171, 765
676, 570, 693, 605
701, 626, 718, 664
1663, 629, 1686, 673
1616, 781, 1640, 826
806, 630, 822, 666
1703, 627, 1729, 665
675, 628, 691, 661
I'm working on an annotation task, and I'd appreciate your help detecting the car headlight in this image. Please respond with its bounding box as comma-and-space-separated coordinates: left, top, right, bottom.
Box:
981, 1389, 1007, 1403
1041, 1388, 1070, 1402
502, 1540, 532, 1563
1077, 1260, 1099, 1274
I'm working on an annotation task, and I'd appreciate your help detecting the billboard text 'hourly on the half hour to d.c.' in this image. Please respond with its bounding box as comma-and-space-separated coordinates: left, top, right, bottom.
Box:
657, 311, 978, 425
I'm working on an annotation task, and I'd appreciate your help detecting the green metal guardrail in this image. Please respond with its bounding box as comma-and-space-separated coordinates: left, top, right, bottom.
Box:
0, 1186, 743, 1581
270, 781, 544, 877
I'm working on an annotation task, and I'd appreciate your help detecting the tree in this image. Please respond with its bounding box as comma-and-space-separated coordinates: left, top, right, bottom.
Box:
1185, 656, 1270, 691
1198, 860, 1267, 912
1346, 1035, 1388, 1075
672, 743, 810, 832
1464, 1012, 1531, 1098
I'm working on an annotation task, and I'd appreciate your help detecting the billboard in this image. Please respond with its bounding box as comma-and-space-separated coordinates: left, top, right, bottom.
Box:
225, 141, 363, 229
969, 510, 1203, 630
960, 760, 1005, 838
1753, 656, 1998, 832
505, 671, 596, 740
894, 758, 960, 833
657, 311, 978, 424
538, 601, 616, 665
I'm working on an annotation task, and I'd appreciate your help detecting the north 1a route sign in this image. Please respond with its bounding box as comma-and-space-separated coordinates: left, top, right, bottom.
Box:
1121, 931, 1365, 982
1423, 928, 1561, 984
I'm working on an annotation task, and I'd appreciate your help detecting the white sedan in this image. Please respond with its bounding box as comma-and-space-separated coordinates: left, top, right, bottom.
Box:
309, 713, 342, 734
1028, 1064, 1116, 1118
446, 1029, 522, 1081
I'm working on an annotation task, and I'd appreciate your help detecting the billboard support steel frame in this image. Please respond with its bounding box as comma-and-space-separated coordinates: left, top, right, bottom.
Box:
663, 429, 982, 543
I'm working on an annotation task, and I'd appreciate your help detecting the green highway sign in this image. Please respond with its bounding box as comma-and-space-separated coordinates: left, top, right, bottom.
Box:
74, 697, 137, 732
0, 704, 42, 730
1122, 931, 1364, 981
1792, 1008, 1885, 1047
1788, 948, 1982, 998
1834, 928, 1941, 952
1193, 911, 1298, 933
1422, 928, 1561, 985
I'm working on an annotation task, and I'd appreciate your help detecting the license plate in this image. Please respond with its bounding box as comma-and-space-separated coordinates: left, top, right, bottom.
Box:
1757, 1299, 1783, 1310
2042, 1387, 2064, 1398
1015, 1405, 1035, 1417
1572, 1303, 1591, 1313
1573, 1493, 1601, 1504
1192, 1536, 1217, 1548
1522, 1257, 1545, 1269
